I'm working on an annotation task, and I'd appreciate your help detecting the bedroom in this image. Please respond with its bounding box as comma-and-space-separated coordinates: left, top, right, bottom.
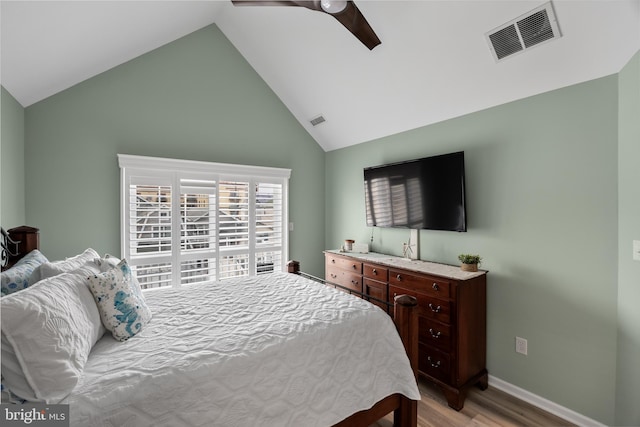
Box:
1, 1, 639, 426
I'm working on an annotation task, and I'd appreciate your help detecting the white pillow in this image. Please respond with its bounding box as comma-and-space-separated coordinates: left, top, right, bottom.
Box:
1, 332, 36, 401
33, 248, 101, 284
95, 253, 121, 271
87, 260, 152, 342
0, 272, 105, 403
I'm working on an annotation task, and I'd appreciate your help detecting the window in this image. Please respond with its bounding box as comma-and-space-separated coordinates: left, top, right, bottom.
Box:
119, 154, 290, 289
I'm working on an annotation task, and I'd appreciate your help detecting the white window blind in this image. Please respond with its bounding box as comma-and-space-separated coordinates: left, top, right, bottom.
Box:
119, 154, 290, 289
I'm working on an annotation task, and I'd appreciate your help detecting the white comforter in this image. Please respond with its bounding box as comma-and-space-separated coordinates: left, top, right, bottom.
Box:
65, 272, 420, 426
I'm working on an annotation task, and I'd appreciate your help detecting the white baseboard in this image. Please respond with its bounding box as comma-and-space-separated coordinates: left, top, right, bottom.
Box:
488, 375, 607, 427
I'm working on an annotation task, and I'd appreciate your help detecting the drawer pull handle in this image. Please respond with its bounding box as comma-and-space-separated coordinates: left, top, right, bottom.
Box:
427, 356, 441, 368
330, 274, 337, 279
352, 264, 357, 269
429, 328, 442, 339
428, 303, 441, 313
372, 269, 377, 275
351, 280, 359, 285
331, 259, 335, 263
396, 274, 402, 281
432, 283, 439, 291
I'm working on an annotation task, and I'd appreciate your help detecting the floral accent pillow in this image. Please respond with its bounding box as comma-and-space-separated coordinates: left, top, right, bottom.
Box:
87, 260, 152, 341
1, 250, 48, 296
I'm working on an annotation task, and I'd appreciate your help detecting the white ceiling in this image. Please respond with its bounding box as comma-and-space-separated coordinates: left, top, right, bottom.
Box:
2, 1, 639, 151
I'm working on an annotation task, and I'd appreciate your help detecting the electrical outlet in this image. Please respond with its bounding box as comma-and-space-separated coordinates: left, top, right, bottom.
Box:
515, 336, 528, 355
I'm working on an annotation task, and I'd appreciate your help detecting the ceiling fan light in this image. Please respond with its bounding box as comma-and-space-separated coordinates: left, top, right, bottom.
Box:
321, 0, 347, 14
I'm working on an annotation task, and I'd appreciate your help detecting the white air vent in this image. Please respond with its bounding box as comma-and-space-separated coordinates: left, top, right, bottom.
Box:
486, 2, 561, 62
310, 115, 326, 126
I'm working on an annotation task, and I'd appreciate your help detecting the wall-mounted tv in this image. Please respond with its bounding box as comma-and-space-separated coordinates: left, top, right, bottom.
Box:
364, 151, 467, 232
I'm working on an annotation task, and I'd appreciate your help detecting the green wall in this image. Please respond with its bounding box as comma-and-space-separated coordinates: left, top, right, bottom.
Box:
24, 24, 326, 277
1, 87, 26, 228
616, 51, 640, 426
326, 76, 620, 424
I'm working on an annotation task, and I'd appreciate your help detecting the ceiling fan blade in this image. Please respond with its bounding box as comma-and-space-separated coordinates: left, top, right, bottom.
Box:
231, 0, 381, 50
231, 1, 317, 8
329, 2, 381, 50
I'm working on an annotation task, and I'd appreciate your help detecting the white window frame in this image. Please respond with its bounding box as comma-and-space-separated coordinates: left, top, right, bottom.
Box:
118, 154, 291, 287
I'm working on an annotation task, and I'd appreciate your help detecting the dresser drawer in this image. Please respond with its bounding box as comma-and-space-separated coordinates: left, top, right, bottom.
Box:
326, 255, 362, 274
364, 278, 388, 313
326, 267, 362, 294
419, 343, 450, 383
419, 317, 452, 352
389, 269, 450, 299
363, 263, 388, 281
390, 285, 451, 324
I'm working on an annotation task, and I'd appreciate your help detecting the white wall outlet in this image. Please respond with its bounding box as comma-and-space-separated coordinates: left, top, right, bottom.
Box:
515, 336, 528, 355
634, 240, 640, 261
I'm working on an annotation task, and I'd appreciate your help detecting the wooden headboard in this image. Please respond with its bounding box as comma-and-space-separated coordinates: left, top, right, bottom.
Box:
1, 226, 40, 271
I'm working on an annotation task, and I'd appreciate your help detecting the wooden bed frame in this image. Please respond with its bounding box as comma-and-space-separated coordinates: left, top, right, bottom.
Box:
1, 227, 419, 427
1, 226, 40, 271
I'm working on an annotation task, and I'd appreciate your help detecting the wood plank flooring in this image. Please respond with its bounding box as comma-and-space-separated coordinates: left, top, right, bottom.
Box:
371, 380, 575, 427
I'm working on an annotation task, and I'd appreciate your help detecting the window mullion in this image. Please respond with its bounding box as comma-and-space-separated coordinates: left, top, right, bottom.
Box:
214, 176, 220, 282
171, 173, 181, 288
249, 179, 257, 275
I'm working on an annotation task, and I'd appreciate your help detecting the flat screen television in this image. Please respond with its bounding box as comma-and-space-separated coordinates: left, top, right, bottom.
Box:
364, 151, 467, 231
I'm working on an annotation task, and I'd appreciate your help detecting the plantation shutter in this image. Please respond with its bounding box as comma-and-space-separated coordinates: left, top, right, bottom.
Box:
255, 182, 283, 275
179, 178, 217, 285
119, 154, 290, 288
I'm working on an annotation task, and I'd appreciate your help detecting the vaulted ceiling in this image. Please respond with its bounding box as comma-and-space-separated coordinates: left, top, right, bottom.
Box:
2, 1, 639, 151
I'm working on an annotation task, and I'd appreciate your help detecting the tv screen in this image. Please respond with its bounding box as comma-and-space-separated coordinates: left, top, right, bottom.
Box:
364, 151, 467, 232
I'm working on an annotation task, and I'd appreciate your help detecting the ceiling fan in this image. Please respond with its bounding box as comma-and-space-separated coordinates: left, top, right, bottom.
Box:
231, 0, 381, 50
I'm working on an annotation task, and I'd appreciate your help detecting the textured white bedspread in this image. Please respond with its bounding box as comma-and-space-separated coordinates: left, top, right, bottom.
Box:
65, 272, 420, 426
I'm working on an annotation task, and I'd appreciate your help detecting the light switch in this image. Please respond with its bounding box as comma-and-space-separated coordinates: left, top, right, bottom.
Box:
634, 240, 640, 261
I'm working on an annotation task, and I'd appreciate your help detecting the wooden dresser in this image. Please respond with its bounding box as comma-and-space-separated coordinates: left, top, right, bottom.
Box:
324, 250, 488, 410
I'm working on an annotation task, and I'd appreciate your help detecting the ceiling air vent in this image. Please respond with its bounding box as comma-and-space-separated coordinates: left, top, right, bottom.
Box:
486, 2, 561, 62
310, 115, 326, 126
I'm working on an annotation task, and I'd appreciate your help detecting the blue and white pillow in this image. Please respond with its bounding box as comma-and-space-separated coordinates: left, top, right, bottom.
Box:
1, 250, 48, 296
87, 260, 151, 341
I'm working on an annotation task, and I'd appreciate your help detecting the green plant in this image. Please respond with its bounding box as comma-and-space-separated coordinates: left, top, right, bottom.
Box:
458, 254, 481, 265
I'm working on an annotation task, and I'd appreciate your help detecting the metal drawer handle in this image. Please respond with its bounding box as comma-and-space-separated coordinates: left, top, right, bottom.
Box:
351, 280, 359, 285
427, 356, 441, 368
352, 264, 358, 269
372, 268, 377, 275
428, 303, 441, 313
429, 328, 442, 339
396, 274, 402, 281
432, 283, 439, 291
330, 274, 337, 279
331, 259, 336, 263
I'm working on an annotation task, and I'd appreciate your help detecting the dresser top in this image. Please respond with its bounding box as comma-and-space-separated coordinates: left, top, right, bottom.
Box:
324, 250, 486, 281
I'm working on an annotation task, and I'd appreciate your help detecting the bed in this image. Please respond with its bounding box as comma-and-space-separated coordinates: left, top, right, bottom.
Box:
1, 226, 420, 426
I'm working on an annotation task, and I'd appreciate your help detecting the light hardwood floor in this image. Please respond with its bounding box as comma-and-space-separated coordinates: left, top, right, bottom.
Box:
372, 380, 575, 427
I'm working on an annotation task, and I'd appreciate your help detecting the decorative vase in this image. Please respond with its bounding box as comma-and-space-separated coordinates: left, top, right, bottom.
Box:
460, 263, 478, 272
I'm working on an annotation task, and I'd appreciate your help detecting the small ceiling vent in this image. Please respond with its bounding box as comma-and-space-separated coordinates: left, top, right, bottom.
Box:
486, 2, 561, 62
310, 115, 326, 126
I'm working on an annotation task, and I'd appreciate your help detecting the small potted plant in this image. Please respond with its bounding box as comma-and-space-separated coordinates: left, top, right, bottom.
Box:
458, 254, 481, 272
